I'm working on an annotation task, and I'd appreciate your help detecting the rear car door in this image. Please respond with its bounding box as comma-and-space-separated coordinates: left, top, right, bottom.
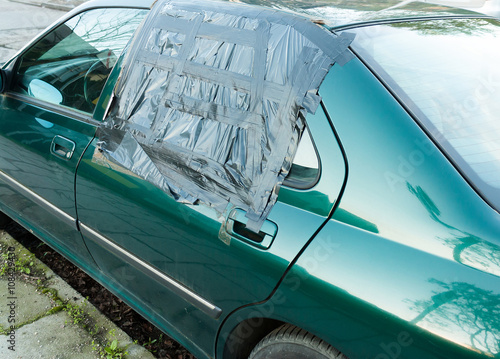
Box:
0, 7, 147, 265
75, 102, 346, 358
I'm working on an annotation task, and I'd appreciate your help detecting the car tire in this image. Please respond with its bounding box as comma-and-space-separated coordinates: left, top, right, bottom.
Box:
0, 212, 11, 229
248, 324, 348, 359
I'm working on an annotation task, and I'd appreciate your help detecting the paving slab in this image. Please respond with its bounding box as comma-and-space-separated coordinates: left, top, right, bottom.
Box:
0, 232, 155, 359
0, 311, 102, 359
0, 279, 55, 329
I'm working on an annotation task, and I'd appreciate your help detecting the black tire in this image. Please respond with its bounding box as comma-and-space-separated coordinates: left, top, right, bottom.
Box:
248, 324, 348, 359
0, 212, 11, 229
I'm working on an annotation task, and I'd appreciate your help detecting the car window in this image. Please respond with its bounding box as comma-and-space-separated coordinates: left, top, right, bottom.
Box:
349, 18, 500, 212
11, 8, 147, 114
284, 125, 320, 189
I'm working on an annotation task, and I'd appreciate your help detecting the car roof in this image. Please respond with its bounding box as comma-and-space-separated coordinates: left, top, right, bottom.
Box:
73, 0, 491, 30
72, 0, 154, 12
223, 0, 491, 29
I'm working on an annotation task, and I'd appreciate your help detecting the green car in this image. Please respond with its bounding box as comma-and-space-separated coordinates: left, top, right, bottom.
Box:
1, 0, 500, 358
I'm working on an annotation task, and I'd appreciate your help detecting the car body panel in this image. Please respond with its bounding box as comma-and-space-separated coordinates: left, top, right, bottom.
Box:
0, 93, 97, 264
74, 95, 347, 357
323, 52, 500, 357
224, 235, 499, 359
218, 51, 500, 359
317, 36, 500, 359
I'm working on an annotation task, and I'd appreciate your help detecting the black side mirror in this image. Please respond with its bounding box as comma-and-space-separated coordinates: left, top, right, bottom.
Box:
0, 69, 12, 93
0, 69, 4, 93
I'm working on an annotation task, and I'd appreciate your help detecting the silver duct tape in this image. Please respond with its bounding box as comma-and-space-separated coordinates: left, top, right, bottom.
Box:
100, 0, 354, 232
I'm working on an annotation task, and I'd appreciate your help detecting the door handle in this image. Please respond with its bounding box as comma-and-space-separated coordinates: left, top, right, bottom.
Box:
223, 208, 277, 249
51, 135, 76, 160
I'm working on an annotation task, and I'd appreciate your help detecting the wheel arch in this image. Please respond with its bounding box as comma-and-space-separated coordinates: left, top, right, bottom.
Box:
219, 317, 284, 359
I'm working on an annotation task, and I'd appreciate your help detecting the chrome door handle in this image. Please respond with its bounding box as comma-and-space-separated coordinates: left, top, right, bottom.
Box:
222, 208, 278, 249
51, 135, 76, 160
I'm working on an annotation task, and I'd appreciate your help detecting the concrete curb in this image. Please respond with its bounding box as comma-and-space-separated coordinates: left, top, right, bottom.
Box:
0, 231, 155, 359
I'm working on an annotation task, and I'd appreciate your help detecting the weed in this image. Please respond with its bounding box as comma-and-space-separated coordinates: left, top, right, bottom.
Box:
89, 323, 100, 336
64, 300, 88, 326
143, 334, 162, 353
93, 329, 128, 359
0, 252, 35, 276
103, 339, 128, 359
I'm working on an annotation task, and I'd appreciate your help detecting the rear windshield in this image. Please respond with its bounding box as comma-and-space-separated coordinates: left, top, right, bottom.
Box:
348, 18, 500, 211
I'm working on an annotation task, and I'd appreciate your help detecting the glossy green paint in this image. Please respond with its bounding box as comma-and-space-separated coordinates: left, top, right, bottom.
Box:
320, 56, 500, 359
0, 94, 97, 264
220, 56, 500, 358
323, 58, 500, 275
74, 98, 346, 358
224, 247, 499, 359
93, 53, 125, 122
277, 104, 346, 217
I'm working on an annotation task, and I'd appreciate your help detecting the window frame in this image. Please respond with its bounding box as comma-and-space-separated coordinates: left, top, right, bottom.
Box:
283, 115, 322, 190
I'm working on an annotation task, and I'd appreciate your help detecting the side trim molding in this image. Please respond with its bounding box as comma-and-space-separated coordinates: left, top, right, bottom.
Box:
5, 92, 100, 127
79, 222, 223, 319
0, 170, 77, 228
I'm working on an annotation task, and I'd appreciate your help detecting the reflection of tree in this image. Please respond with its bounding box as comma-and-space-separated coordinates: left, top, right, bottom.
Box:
407, 183, 441, 223
333, 208, 379, 233
245, 0, 402, 10
408, 279, 500, 355
406, 182, 500, 275
390, 18, 498, 36
405, 182, 500, 354
21, 8, 145, 68
71, 9, 146, 54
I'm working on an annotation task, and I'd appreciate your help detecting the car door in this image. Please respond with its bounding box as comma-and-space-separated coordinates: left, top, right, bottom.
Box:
0, 7, 147, 266
75, 100, 346, 358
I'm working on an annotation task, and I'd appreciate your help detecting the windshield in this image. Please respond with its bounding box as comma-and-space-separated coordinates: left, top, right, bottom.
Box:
348, 18, 500, 211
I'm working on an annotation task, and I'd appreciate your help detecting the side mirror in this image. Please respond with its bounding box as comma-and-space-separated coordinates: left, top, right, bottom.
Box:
0, 69, 11, 94
0, 69, 4, 93
28, 79, 63, 104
